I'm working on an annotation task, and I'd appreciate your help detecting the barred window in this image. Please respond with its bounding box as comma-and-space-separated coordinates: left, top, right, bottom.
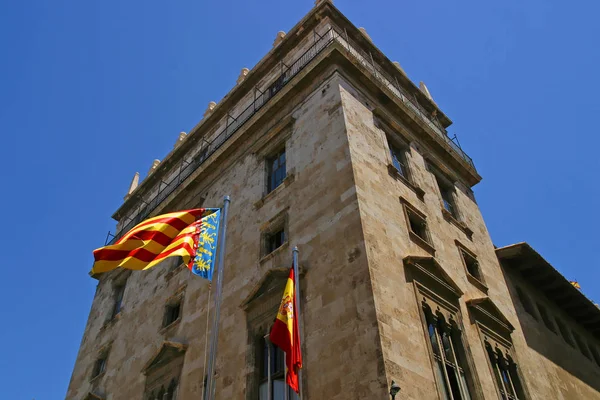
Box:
422, 300, 473, 400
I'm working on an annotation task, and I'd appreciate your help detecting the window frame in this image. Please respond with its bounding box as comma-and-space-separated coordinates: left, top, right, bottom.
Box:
415, 286, 480, 400
266, 147, 287, 194
401, 198, 434, 253
260, 210, 289, 259
111, 284, 126, 320
388, 139, 412, 181
480, 330, 528, 400
429, 165, 460, 221
162, 289, 185, 330
258, 336, 298, 400
90, 344, 111, 382
456, 241, 486, 289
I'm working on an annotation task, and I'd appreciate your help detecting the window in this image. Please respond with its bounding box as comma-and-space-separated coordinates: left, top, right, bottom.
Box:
458, 245, 483, 284
266, 228, 285, 255
164, 301, 181, 328
267, 148, 286, 193
484, 340, 527, 400
554, 318, 575, 347
515, 287, 537, 320
143, 342, 186, 400
147, 379, 177, 400
572, 331, 592, 360
433, 172, 459, 220
389, 143, 410, 179
111, 284, 125, 319
259, 337, 299, 400
536, 303, 557, 334
405, 204, 432, 247
91, 356, 106, 379
421, 300, 474, 400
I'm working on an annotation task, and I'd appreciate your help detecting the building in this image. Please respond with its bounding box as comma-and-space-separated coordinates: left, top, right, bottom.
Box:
66, 1, 600, 399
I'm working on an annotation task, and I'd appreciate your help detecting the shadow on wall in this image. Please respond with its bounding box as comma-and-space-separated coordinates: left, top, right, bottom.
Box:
501, 266, 600, 395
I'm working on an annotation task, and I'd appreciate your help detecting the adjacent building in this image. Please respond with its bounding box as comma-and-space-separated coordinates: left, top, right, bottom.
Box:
66, 1, 600, 399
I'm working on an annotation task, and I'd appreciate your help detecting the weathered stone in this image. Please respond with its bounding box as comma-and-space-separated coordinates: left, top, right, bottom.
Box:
67, 3, 600, 400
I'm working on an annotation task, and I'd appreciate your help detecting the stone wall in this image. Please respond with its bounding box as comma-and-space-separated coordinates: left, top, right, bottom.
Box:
501, 266, 600, 399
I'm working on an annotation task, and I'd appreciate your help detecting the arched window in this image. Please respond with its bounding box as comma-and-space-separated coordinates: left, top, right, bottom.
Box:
484, 340, 526, 400
422, 300, 473, 400
142, 342, 186, 400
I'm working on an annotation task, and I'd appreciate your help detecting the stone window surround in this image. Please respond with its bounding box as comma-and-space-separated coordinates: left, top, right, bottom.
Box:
142, 341, 187, 400
160, 285, 186, 334
259, 208, 289, 262
400, 196, 435, 255
411, 283, 482, 400
476, 325, 530, 400
102, 270, 131, 329
455, 240, 487, 292
90, 342, 112, 383
375, 116, 425, 201
242, 268, 298, 400
426, 161, 474, 240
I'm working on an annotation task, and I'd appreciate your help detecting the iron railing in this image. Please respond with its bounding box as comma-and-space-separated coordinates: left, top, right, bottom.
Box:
329, 27, 475, 168
108, 26, 474, 244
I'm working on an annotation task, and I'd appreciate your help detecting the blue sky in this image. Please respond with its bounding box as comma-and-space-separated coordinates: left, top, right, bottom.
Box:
0, 0, 598, 398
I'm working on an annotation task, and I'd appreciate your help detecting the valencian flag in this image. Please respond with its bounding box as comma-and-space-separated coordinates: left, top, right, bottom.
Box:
91, 208, 220, 279
269, 267, 302, 393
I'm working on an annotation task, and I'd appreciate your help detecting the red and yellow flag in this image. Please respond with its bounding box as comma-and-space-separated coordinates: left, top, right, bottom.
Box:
91, 208, 217, 275
269, 267, 302, 393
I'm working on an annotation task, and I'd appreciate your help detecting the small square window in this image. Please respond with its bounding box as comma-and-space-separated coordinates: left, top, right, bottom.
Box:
555, 318, 575, 347
515, 287, 537, 320
267, 148, 286, 193
536, 303, 557, 334
460, 249, 483, 282
266, 229, 285, 255
406, 208, 430, 244
164, 301, 181, 328
92, 356, 107, 379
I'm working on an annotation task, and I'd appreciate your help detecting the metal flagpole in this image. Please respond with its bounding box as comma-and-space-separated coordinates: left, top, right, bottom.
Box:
292, 246, 304, 400
205, 196, 231, 400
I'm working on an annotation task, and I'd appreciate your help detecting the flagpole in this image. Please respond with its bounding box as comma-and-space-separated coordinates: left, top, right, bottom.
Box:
292, 246, 304, 400
205, 196, 231, 400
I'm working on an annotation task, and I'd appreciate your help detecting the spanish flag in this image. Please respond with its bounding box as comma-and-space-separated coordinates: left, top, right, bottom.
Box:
269, 267, 302, 393
91, 208, 219, 275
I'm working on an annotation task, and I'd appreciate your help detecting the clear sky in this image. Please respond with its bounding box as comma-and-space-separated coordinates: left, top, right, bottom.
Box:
0, 0, 598, 398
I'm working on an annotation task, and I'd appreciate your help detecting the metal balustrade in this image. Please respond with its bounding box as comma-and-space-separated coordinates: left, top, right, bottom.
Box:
107, 26, 475, 244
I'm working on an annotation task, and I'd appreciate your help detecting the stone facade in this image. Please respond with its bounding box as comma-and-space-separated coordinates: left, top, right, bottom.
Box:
67, 2, 600, 399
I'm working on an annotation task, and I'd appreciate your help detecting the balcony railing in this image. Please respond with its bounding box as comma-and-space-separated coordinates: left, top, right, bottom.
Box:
107, 26, 474, 244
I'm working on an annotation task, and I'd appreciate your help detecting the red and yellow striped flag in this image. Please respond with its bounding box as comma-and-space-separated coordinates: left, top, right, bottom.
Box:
269, 267, 302, 393
91, 208, 217, 275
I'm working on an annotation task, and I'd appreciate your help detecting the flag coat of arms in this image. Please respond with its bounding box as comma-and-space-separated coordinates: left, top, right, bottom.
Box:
269, 267, 302, 393
92, 208, 220, 280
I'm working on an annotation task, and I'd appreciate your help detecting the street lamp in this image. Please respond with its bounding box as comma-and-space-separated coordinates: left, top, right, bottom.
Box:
389, 380, 400, 400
